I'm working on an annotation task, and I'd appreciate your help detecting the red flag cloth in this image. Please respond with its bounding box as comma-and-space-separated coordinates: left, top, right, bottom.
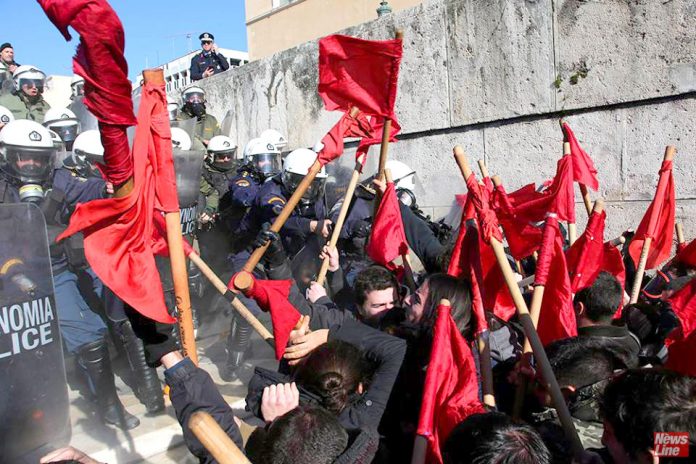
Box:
234, 273, 301, 360
57, 82, 179, 324
38, 0, 137, 186
318, 34, 402, 119
491, 184, 543, 260
355, 116, 401, 159
675, 239, 696, 268
667, 278, 696, 341
535, 217, 577, 345
628, 160, 676, 270
514, 156, 576, 224
562, 121, 599, 191
665, 333, 696, 377
458, 175, 516, 321
151, 213, 196, 258
316, 110, 373, 166
566, 210, 606, 292
665, 277, 696, 376
602, 242, 627, 291
416, 303, 485, 464
367, 182, 409, 269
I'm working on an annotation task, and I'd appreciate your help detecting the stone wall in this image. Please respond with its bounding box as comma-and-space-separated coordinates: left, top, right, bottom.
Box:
197, 0, 696, 239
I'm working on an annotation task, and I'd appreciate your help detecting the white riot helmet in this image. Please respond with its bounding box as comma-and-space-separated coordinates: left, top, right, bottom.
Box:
282, 148, 327, 202
0, 105, 14, 125
206, 135, 240, 172
181, 86, 206, 118
70, 75, 85, 99
0, 120, 57, 202
13, 65, 46, 94
385, 159, 417, 207
70, 129, 104, 177
260, 129, 287, 151
243, 137, 281, 178
43, 107, 80, 151
171, 127, 192, 151
166, 95, 179, 121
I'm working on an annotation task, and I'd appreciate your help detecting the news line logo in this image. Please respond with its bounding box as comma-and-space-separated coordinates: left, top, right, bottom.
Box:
654, 432, 689, 458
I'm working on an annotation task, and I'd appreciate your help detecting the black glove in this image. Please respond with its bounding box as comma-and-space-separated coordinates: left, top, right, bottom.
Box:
254, 223, 286, 267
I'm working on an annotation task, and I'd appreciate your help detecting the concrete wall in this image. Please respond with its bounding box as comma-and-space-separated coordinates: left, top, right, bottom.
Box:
245, 0, 424, 60
201, 0, 696, 240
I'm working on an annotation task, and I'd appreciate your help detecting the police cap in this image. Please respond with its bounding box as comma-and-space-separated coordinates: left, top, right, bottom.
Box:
199, 32, 214, 42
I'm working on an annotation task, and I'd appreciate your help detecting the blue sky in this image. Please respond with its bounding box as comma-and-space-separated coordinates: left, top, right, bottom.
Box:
3, 0, 248, 81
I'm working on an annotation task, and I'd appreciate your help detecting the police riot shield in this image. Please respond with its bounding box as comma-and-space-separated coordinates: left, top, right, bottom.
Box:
173, 148, 205, 238
171, 118, 197, 147
220, 109, 236, 139
0, 203, 70, 461
290, 234, 326, 295
68, 96, 99, 132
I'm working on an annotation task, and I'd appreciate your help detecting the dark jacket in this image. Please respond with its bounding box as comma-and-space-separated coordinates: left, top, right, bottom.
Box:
577, 323, 641, 368
189, 50, 229, 81
399, 201, 444, 273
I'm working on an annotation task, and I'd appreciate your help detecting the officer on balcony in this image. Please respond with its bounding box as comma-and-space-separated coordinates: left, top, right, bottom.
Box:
190, 32, 229, 81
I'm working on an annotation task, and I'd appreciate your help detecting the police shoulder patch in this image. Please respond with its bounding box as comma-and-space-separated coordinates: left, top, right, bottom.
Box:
267, 196, 286, 206
235, 179, 250, 187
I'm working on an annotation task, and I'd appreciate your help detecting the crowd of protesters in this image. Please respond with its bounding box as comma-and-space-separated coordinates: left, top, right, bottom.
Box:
1, 6, 695, 464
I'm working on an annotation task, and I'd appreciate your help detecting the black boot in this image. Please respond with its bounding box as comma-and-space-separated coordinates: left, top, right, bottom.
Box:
77, 338, 140, 430
220, 314, 252, 382
118, 320, 165, 415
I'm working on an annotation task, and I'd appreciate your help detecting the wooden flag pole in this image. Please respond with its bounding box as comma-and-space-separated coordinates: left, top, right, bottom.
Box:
234, 108, 361, 292
629, 145, 677, 304
142, 68, 198, 364
384, 168, 417, 292
316, 153, 367, 286
676, 222, 685, 247
477, 159, 490, 180
563, 142, 579, 245
189, 411, 251, 464
579, 184, 593, 217
188, 253, 274, 348
477, 330, 496, 408
453, 147, 584, 455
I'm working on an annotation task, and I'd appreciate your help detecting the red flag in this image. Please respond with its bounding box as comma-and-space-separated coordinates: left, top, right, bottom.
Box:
233, 273, 301, 360
668, 278, 696, 341
57, 83, 179, 324
417, 303, 485, 464
39, 0, 137, 186
318, 34, 402, 119
602, 242, 626, 292
562, 121, 599, 191
665, 333, 696, 377
675, 239, 696, 268
514, 156, 576, 224
566, 210, 606, 292
355, 116, 401, 159
665, 277, 696, 376
316, 110, 373, 166
367, 182, 409, 269
628, 160, 676, 269
491, 183, 543, 260
535, 217, 577, 345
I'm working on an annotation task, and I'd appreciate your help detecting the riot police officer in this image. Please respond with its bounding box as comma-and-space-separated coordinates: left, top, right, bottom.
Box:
43, 107, 80, 152
0, 65, 51, 122
0, 120, 140, 429
176, 86, 220, 147
189, 32, 230, 81
259, 128, 287, 152
70, 75, 85, 101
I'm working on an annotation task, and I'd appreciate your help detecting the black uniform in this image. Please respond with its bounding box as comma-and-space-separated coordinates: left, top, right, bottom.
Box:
189, 50, 229, 81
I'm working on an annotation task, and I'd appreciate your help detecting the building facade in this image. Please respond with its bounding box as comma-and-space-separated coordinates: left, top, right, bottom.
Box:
245, 0, 423, 60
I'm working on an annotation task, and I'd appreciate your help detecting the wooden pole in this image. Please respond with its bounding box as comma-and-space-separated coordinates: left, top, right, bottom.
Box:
189, 411, 251, 464
384, 168, 417, 292
453, 146, 584, 455
563, 142, 579, 246
188, 253, 275, 348
477, 331, 496, 407
477, 159, 490, 180
629, 146, 677, 304
676, 222, 685, 246
143, 68, 198, 364
234, 108, 361, 292
316, 153, 366, 286
579, 184, 592, 217
609, 235, 626, 247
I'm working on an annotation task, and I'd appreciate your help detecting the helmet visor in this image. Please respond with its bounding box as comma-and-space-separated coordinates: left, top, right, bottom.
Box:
184, 91, 205, 104
1, 145, 55, 183
71, 82, 84, 97
211, 149, 239, 171
49, 123, 80, 144
249, 153, 281, 177
282, 171, 325, 201
18, 78, 44, 93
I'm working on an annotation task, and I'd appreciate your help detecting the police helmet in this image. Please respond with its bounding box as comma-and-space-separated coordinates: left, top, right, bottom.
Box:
70, 75, 85, 98
166, 95, 179, 121
0, 119, 57, 186
260, 129, 287, 151
0, 105, 14, 125
182, 86, 205, 104
206, 135, 240, 172
43, 107, 81, 150
282, 148, 327, 202
13, 65, 46, 94
243, 137, 281, 178
171, 127, 192, 151
386, 159, 417, 207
